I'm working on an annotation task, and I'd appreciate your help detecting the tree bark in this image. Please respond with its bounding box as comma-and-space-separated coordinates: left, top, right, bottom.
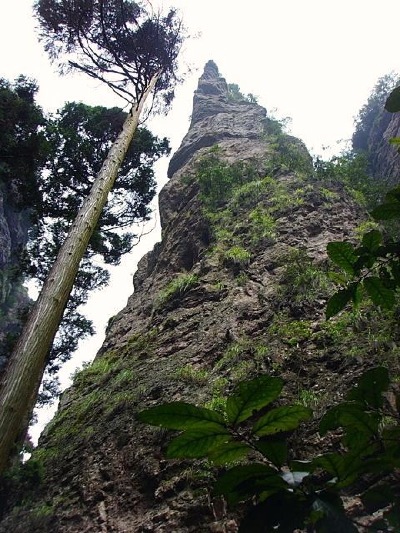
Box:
0, 73, 159, 474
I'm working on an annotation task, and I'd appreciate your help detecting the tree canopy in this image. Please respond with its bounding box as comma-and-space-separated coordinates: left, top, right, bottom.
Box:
34, 0, 185, 106
0, 76, 47, 209
0, 79, 170, 403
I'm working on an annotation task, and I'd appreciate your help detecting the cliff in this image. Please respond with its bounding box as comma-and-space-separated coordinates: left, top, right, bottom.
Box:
364, 111, 400, 184
0, 181, 31, 375
1, 62, 397, 532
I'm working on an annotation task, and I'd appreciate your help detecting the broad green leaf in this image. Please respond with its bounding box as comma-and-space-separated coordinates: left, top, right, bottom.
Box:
208, 441, 251, 465
327, 271, 348, 285
257, 438, 288, 467
253, 405, 312, 436
382, 427, 400, 462
372, 202, 400, 220
384, 502, 400, 528
385, 86, 400, 112
238, 492, 309, 533
363, 276, 395, 309
342, 430, 378, 455
347, 367, 389, 408
214, 464, 286, 505
312, 492, 358, 532
361, 485, 395, 514
319, 403, 379, 436
385, 186, 400, 203
312, 453, 363, 488
166, 423, 231, 458
326, 241, 357, 275
226, 375, 283, 425
361, 229, 382, 252
326, 287, 354, 319
137, 401, 225, 429
352, 281, 363, 306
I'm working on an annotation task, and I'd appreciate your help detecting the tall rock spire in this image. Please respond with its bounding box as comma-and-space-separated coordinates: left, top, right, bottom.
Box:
167, 60, 267, 180
0, 63, 372, 533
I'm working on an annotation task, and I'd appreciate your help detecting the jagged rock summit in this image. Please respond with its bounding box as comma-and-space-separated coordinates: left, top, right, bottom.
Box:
167, 60, 266, 180
0, 63, 378, 532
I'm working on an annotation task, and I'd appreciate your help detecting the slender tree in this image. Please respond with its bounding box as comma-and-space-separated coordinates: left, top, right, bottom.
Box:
0, 0, 185, 473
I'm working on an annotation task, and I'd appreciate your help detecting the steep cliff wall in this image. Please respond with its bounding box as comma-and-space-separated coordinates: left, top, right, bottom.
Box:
1, 62, 397, 532
0, 181, 31, 374
364, 111, 400, 184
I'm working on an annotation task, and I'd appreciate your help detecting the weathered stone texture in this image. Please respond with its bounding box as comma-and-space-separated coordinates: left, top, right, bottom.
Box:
0, 62, 388, 533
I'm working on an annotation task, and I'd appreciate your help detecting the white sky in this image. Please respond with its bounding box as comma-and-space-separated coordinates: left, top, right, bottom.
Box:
1, 0, 400, 440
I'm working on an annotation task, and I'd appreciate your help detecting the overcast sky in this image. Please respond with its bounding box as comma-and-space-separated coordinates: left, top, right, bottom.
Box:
1, 0, 400, 439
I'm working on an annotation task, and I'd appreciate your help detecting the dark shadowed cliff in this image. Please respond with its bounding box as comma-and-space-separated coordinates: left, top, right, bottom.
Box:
0, 181, 31, 376
1, 62, 399, 532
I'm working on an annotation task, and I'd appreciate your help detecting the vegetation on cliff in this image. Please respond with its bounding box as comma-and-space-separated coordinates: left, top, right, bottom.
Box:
0, 0, 185, 474
2, 66, 400, 531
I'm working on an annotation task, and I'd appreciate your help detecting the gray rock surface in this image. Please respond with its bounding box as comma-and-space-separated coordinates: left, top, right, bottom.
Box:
1, 62, 387, 533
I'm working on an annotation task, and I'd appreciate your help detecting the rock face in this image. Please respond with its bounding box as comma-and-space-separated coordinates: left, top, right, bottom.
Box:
366, 112, 400, 184
0, 181, 31, 374
1, 62, 396, 532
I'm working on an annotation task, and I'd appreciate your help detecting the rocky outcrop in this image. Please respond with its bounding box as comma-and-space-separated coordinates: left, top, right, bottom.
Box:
0, 182, 31, 373
1, 62, 396, 532
365, 112, 400, 184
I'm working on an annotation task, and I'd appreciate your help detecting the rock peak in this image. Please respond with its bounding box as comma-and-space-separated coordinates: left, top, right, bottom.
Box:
195, 60, 228, 99
202, 60, 220, 80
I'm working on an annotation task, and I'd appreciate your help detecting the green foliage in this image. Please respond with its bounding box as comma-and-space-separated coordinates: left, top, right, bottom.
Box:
314, 151, 383, 208
139, 368, 400, 530
0, 79, 170, 404
223, 246, 251, 267
248, 207, 276, 242
385, 86, 400, 112
157, 273, 198, 307
353, 72, 400, 152
269, 314, 313, 346
278, 248, 329, 304
196, 152, 257, 209
227, 83, 258, 104
174, 365, 209, 384
0, 76, 47, 209
35, 0, 185, 106
267, 134, 313, 175
325, 217, 400, 318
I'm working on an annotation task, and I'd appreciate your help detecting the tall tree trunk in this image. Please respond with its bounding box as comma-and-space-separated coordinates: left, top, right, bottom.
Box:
0, 74, 159, 474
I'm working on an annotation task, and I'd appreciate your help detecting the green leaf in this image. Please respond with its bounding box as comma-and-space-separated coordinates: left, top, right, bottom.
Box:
312, 453, 363, 488
327, 271, 349, 285
166, 423, 231, 458
385, 86, 400, 112
319, 403, 379, 436
253, 405, 312, 436
326, 287, 354, 319
361, 229, 382, 252
384, 502, 400, 528
312, 491, 358, 532
385, 186, 400, 203
238, 492, 309, 532
257, 438, 288, 467
372, 202, 400, 220
361, 485, 395, 514
208, 441, 251, 465
347, 367, 389, 408
389, 137, 400, 146
363, 276, 395, 309
214, 464, 285, 505
137, 401, 225, 429
327, 241, 357, 275
226, 375, 283, 425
